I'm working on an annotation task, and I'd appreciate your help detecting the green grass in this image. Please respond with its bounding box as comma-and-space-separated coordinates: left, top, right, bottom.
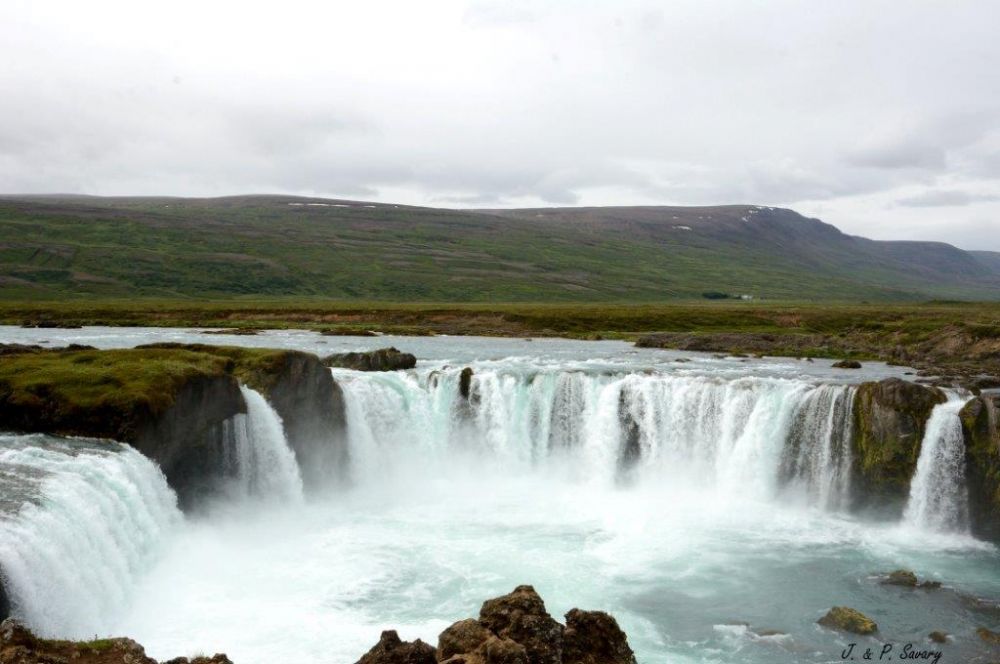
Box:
4, 298, 1000, 340
0, 344, 299, 441
2, 195, 998, 302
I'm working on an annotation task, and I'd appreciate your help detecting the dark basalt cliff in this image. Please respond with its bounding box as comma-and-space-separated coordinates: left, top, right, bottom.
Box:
0, 343, 348, 504
131, 373, 246, 507
961, 394, 1000, 540
241, 349, 348, 490
851, 378, 946, 511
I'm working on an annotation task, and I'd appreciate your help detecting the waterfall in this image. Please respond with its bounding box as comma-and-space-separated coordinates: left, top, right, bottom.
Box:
334, 366, 858, 508
0, 434, 181, 638
780, 385, 856, 511
227, 386, 304, 502
903, 399, 970, 533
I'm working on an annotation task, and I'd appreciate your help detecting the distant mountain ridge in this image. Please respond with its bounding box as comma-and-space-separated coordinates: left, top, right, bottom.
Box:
0, 194, 997, 301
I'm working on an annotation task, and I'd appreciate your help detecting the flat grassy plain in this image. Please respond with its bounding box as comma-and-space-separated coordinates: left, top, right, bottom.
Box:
3, 297, 998, 340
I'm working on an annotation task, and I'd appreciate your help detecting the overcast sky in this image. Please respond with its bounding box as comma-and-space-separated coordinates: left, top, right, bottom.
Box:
2, 1, 999, 249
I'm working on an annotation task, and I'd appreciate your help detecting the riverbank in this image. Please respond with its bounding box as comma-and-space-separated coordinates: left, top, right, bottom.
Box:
6, 299, 999, 389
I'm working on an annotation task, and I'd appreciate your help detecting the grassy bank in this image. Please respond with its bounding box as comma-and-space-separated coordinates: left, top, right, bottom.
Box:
3, 298, 999, 338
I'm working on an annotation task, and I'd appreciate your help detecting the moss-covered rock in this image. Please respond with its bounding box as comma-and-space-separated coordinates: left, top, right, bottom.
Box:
881, 569, 919, 587
0, 618, 233, 664
960, 394, 1000, 540
0, 343, 348, 500
323, 347, 416, 372
817, 606, 878, 635
851, 379, 946, 510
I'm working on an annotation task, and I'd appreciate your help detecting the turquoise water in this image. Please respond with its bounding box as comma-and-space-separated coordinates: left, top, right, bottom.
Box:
0, 328, 997, 663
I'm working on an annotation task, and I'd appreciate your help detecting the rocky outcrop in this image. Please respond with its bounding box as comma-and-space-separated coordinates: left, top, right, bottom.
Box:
961, 394, 1000, 540
131, 374, 246, 508
241, 351, 348, 490
459, 367, 475, 400
832, 360, 862, 369
324, 347, 416, 372
817, 607, 878, 635
355, 585, 635, 664
356, 630, 436, 664
562, 609, 636, 664
851, 379, 946, 511
0, 618, 232, 664
0, 344, 349, 504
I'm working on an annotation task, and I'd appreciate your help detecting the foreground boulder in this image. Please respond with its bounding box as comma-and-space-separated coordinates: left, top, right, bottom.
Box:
324, 347, 417, 371
0, 618, 231, 664
961, 394, 1000, 540
356, 630, 436, 664
851, 379, 946, 510
817, 607, 878, 635
356, 585, 636, 664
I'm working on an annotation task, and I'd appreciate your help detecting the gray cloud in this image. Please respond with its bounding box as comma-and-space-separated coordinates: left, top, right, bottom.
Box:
0, 0, 998, 248
896, 190, 1000, 208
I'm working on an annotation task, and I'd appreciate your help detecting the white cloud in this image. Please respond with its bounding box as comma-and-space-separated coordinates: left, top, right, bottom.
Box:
0, 0, 998, 247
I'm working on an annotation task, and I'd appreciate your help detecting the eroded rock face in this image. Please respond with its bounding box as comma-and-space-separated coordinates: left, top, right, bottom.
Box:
355, 630, 436, 664
479, 586, 564, 664
132, 374, 245, 509
324, 347, 417, 372
960, 394, 1000, 540
852, 379, 946, 510
255, 351, 348, 490
562, 609, 636, 664
438, 619, 492, 661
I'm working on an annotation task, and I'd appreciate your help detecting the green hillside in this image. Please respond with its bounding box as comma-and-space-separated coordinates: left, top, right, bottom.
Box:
1, 195, 998, 301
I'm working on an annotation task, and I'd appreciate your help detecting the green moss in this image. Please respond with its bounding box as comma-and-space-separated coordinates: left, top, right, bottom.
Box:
961, 397, 1000, 512
852, 381, 945, 500
0, 344, 300, 441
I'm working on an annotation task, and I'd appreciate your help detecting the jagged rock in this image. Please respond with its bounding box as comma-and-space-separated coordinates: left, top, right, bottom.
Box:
459, 368, 474, 400
481, 636, 529, 664
324, 347, 417, 372
928, 631, 949, 644
852, 379, 946, 509
438, 619, 491, 661
817, 607, 878, 635
356, 630, 436, 664
249, 351, 348, 490
881, 569, 919, 587
479, 586, 563, 664
617, 392, 641, 475
960, 394, 1000, 541
562, 609, 636, 664
832, 360, 862, 369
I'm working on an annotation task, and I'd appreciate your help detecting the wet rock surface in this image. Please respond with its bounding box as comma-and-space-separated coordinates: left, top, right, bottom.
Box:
357, 586, 635, 664
960, 394, 1000, 540
851, 378, 946, 509
817, 606, 878, 635
324, 347, 417, 371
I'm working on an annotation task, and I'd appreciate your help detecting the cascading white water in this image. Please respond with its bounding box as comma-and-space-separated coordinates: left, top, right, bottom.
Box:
781, 385, 856, 511
903, 399, 970, 533
0, 434, 181, 638
334, 366, 858, 508
227, 386, 304, 502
